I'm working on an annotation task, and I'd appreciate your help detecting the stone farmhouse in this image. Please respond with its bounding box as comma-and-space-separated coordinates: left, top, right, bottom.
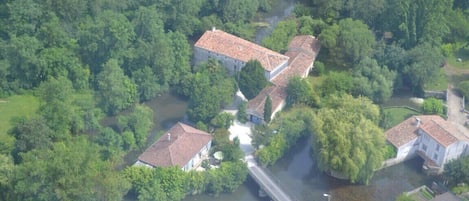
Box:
194, 28, 320, 123
385, 115, 469, 173
134, 122, 212, 171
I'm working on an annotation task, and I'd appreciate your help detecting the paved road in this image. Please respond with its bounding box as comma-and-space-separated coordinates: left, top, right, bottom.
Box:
245, 155, 294, 201
225, 101, 294, 201
446, 86, 466, 126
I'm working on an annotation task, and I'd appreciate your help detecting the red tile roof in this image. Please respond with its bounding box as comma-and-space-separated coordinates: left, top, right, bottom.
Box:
247, 36, 320, 117
385, 116, 423, 147
386, 115, 469, 148
420, 116, 466, 147
194, 29, 289, 71
137, 122, 212, 168
247, 85, 287, 117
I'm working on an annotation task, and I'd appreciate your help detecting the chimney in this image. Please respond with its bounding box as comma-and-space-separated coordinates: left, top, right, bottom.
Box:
415, 117, 421, 127
212, 27, 216, 31
167, 133, 171, 141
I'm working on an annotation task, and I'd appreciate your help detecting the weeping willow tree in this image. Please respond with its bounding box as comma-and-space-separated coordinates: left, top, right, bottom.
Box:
311, 93, 385, 184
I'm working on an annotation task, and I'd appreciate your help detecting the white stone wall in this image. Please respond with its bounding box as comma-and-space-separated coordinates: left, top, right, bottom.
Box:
444, 141, 468, 165
419, 131, 448, 167
396, 138, 419, 161
271, 100, 286, 121
193, 47, 246, 75
268, 61, 288, 80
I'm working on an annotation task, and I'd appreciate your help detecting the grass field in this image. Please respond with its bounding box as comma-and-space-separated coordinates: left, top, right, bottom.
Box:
425, 68, 448, 91
0, 95, 40, 136
384, 107, 420, 128
447, 48, 469, 70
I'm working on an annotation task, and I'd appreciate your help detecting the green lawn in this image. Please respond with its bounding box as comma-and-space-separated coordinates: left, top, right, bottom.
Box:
384, 107, 420, 128
425, 68, 448, 91
0, 95, 40, 136
447, 48, 469, 70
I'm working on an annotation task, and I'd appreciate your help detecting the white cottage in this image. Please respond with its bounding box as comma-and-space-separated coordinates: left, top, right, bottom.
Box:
386, 115, 469, 173
134, 122, 212, 171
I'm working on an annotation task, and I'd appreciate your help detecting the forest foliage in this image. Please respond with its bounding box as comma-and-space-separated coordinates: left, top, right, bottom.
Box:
0, 0, 270, 200
1, 0, 469, 199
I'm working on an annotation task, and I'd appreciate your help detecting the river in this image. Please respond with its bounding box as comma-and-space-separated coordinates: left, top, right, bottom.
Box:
183, 133, 433, 201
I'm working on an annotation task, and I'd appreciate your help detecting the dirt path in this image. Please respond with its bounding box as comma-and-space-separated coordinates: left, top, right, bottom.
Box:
443, 64, 469, 135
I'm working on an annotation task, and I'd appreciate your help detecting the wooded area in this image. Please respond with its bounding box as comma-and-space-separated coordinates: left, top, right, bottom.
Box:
1, 0, 469, 200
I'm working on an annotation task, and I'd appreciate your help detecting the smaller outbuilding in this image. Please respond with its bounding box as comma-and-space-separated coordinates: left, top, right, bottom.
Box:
134, 122, 212, 171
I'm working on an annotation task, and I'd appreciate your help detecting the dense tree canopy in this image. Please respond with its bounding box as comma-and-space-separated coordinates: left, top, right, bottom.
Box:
238, 60, 269, 100
262, 19, 297, 52
117, 104, 154, 150
311, 94, 385, 184
186, 59, 236, 123
13, 137, 130, 201
96, 59, 137, 115
256, 106, 314, 166
402, 43, 444, 94
286, 76, 320, 107
444, 155, 469, 186
3, 0, 468, 199
458, 81, 469, 98
320, 71, 353, 96
380, 0, 452, 48
319, 18, 375, 64
351, 57, 396, 103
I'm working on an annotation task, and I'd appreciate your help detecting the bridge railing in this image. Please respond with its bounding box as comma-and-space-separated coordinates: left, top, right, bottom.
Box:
248, 161, 300, 201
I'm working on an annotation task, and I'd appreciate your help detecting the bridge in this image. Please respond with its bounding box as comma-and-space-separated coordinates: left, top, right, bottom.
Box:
244, 155, 295, 201
227, 115, 296, 201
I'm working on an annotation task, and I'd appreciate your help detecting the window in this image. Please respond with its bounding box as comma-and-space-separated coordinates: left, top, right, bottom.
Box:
436, 144, 440, 151
422, 144, 427, 152
433, 153, 438, 161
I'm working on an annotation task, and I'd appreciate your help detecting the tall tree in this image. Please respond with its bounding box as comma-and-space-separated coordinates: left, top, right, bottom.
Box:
96, 59, 137, 115
187, 60, 236, 123
123, 166, 188, 201
402, 43, 444, 94
380, 0, 452, 48
78, 10, 135, 72
320, 71, 353, 96
155, 0, 204, 36
311, 94, 385, 184
0, 154, 14, 201
221, 0, 259, 23
238, 60, 268, 100
132, 66, 163, 101
286, 76, 320, 107
117, 104, 153, 150
13, 137, 130, 201
37, 76, 76, 138
444, 155, 469, 186
310, 0, 385, 25
319, 18, 375, 64
9, 116, 54, 163
3, 35, 43, 89
262, 19, 298, 52
263, 95, 272, 123
351, 57, 396, 103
